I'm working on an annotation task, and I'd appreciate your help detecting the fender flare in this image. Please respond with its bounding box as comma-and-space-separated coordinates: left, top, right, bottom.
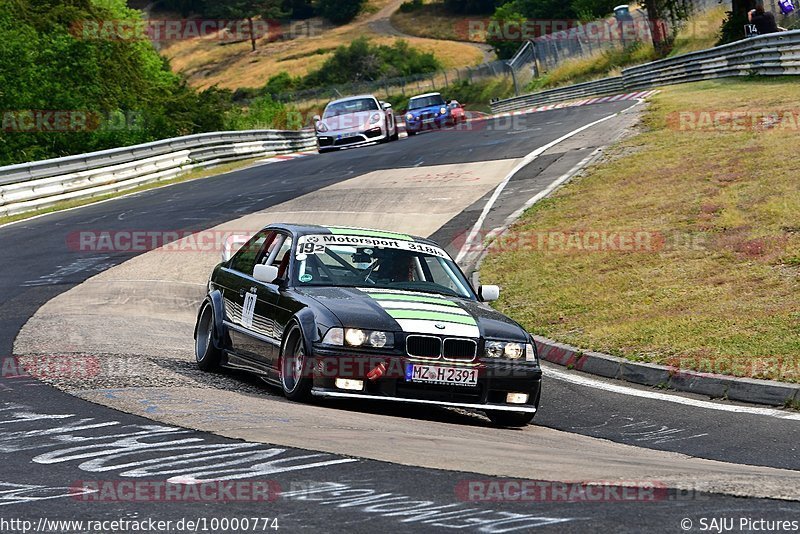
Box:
194, 290, 228, 350
280, 307, 319, 358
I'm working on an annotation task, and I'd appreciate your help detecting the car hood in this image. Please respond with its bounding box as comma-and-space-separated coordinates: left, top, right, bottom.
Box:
408, 104, 446, 118
320, 111, 377, 132
297, 286, 527, 341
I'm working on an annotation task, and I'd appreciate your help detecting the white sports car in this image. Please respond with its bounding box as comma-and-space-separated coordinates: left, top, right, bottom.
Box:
314, 95, 399, 152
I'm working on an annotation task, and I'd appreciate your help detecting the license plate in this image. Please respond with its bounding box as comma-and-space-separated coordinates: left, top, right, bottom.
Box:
422, 118, 434, 124
338, 132, 358, 139
406, 364, 478, 387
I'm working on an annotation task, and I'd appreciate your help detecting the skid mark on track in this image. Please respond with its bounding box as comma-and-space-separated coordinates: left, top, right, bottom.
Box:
571, 415, 709, 444
0, 403, 356, 484
281, 481, 577, 532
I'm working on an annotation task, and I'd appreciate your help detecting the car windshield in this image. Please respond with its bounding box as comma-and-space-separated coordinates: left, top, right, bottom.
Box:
408, 95, 445, 110
323, 98, 379, 118
292, 234, 475, 299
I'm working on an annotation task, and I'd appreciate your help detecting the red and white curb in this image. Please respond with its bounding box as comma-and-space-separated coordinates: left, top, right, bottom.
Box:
256, 151, 314, 164
496, 90, 660, 117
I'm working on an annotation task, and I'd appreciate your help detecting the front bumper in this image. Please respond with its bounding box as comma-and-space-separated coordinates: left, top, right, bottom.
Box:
311, 389, 537, 413
406, 114, 450, 132
310, 349, 542, 413
317, 127, 385, 148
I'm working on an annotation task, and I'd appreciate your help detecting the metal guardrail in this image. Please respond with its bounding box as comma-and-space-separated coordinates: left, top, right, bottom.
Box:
491, 76, 624, 113
0, 129, 316, 218
491, 30, 800, 113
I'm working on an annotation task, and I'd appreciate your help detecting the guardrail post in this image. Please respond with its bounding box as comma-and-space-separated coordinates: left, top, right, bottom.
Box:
508, 63, 520, 96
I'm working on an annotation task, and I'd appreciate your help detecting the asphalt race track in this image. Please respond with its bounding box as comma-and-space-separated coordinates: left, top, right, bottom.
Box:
1, 102, 799, 533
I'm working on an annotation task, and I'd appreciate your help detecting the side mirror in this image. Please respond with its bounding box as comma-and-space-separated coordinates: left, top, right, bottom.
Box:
253, 264, 279, 284
381, 102, 392, 110
312, 114, 321, 123
479, 285, 500, 302
222, 234, 251, 262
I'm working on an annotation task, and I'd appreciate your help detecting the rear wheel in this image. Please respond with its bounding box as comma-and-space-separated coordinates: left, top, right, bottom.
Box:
407, 130, 416, 136
487, 410, 536, 428
195, 303, 222, 372
281, 325, 312, 402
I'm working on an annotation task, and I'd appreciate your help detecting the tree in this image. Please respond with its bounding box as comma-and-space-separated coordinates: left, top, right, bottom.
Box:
208, 0, 285, 51
641, 0, 671, 55
719, 0, 756, 44
315, 0, 366, 24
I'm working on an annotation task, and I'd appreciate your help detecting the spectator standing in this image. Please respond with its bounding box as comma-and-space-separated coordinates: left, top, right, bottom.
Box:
748, 4, 786, 35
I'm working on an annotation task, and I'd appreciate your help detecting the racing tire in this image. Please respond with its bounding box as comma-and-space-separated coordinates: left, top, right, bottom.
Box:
487, 410, 536, 428
406, 130, 416, 136
280, 324, 313, 402
391, 128, 399, 141
195, 302, 222, 372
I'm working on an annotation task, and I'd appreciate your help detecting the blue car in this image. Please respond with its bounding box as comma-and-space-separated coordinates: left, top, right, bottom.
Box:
404, 92, 453, 135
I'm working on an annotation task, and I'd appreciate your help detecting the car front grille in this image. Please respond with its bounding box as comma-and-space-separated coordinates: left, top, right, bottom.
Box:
406, 335, 441, 358
334, 135, 367, 146
442, 339, 477, 361
406, 335, 477, 361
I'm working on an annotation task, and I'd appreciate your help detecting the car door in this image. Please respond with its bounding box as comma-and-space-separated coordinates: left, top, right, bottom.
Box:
220, 229, 276, 370
249, 231, 295, 371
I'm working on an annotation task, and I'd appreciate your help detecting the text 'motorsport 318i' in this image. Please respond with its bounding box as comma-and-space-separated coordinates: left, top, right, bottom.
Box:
194, 224, 542, 427
314, 95, 399, 152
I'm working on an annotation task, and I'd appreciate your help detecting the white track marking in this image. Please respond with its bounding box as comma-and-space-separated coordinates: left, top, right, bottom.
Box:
545, 365, 800, 421
455, 100, 642, 264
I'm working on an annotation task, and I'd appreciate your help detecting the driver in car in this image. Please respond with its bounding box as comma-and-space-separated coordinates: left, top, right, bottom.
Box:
374, 251, 416, 283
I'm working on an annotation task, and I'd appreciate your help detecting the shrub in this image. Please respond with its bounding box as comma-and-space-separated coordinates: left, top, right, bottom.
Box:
315, 0, 366, 24
399, 0, 424, 12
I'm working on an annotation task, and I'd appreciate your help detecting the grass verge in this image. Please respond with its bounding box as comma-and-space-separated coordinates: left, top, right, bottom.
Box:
390, 2, 484, 43
0, 156, 271, 227
481, 77, 800, 382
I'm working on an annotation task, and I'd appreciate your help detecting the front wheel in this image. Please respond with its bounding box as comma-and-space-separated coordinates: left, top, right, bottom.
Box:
487, 410, 536, 427
281, 325, 312, 402
390, 127, 399, 141
195, 302, 222, 372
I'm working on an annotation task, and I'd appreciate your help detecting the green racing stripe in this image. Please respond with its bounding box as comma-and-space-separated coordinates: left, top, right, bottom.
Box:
385, 309, 477, 326
361, 291, 458, 307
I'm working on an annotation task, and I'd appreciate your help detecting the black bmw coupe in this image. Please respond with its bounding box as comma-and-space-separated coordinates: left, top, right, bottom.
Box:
194, 224, 542, 426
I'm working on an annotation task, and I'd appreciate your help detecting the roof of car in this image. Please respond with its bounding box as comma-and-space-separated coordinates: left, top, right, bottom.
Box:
265, 223, 439, 246
325, 94, 378, 106
409, 92, 442, 99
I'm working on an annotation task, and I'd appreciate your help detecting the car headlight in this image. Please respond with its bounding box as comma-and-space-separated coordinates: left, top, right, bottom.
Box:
369, 113, 381, 125
485, 341, 504, 358
439, 107, 447, 115
322, 327, 344, 345
316, 122, 328, 133
504, 343, 523, 359
405, 113, 413, 121
345, 328, 366, 346
484, 340, 528, 360
343, 328, 393, 348
368, 331, 388, 348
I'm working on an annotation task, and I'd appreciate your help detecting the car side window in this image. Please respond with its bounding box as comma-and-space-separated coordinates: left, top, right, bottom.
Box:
270, 234, 293, 278
230, 230, 275, 275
